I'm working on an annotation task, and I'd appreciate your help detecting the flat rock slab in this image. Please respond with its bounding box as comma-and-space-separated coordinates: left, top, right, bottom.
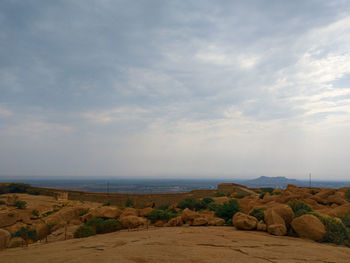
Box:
1, 226, 350, 263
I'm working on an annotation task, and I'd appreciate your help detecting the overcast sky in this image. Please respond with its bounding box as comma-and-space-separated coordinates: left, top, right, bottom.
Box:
1, 0, 350, 180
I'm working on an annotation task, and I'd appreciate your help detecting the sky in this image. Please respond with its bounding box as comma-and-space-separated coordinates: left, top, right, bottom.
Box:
0, 0, 350, 180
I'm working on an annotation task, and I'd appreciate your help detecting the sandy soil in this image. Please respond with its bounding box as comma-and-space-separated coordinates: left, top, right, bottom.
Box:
1, 226, 350, 263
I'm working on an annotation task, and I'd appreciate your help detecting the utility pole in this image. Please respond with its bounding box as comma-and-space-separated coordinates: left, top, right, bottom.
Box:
309, 173, 311, 188
107, 181, 110, 195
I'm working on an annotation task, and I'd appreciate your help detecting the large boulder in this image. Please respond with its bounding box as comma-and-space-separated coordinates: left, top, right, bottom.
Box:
139, 207, 153, 217
208, 217, 225, 226
181, 208, 200, 224
267, 224, 287, 236
264, 204, 294, 225
120, 216, 147, 229
7, 237, 24, 248
0, 229, 11, 250
257, 220, 267, 231
82, 206, 122, 221
233, 212, 258, 230
291, 214, 326, 241
44, 206, 87, 231
120, 208, 139, 218
0, 210, 18, 228
192, 217, 208, 226
167, 216, 183, 227
327, 193, 346, 206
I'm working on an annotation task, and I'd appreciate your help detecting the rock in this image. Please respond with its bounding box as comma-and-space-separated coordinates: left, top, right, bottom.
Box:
264, 209, 286, 227
257, 220, 267, 231
7, 237, 25, 248
120, 208, 138, 218
265, 204, 294, 225
212, 197, 229, 205
208, 217, 225, 226
44, 207, 87, 231
267, 224, 287, 236
154, 220, 165, 227
327, 193, 346, 206
167, 216, 183, 227
291, 214, 326, 241
0, 229, 11, 250
181, 208, 200, 224
0, 210, 18, 228
83, 206, 122, 221
232, 212, 258, 230
192, 217, 208, 226
120, 216, 147, 229
139, 207, 153, 217
32, 222, 49, 240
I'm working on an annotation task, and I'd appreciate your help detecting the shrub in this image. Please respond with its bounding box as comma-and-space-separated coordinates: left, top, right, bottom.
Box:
346, 189, 350, 202
234, 193, 250, 199
215, 200, 241, 223
249, 208, 265, 221
15, 200, 27, 209
32, 209, 39, 217
178, 198, 206, 211
261, 188, 274, 194
103, 202, 110, 206
320, 216, 349, 246
202, 197, 214, 204
79, 209, 89, 216
147, 209, 177, 223
74, 225, 96, 238
259, 193, 265, 199
337, 213, 350, 228
27, 189, 40, 195
125, 198, 133, 207
85, 218, 121, 234
288, 200, 313, 217
207, 202, 219, 211
157, 205, 169, 210
8, 213, 14, 217
215, 192, 226, 197
13, 227, 37, 241
8, 183, 30, 193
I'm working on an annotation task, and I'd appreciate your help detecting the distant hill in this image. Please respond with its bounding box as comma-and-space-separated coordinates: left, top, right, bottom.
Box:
234, 176, 350, 189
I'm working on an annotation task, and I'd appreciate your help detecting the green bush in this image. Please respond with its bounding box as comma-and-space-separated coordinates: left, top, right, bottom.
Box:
178, 198, 206, 211
125, 198, 133, 207
346, 189, 350, 202
13, 227, 37, 241
15, 200, 27, 209
103, 202, 110, 206
8, 213, 14, 217
147, 209, 177, 223
215, 200, 241, 223
207, 202, 219, 211
214, 192, 226, 197
234, 193, 250, 199
202, 197, 214, 204
249, 208, 265, 221
27, 189, 40, 195
8, 183, 31, 193
320, 216, 349, 246
74, 225, 96, 238
288, 200, 313, 217
32, 209, 39, 217
261, 188, 274, 194
337, 213, 350, 228
86, 218, 121, 234
157, 205, 169, 210
79, 209, 89, 216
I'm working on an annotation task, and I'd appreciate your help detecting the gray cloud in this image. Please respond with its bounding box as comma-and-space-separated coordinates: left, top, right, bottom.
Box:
1, 0, 350, 179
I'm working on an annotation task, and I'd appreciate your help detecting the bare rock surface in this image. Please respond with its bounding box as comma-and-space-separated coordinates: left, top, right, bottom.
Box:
1, 226, 350, 262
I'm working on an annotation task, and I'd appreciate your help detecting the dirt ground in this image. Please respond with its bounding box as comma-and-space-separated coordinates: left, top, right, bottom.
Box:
1, 226, 350, 263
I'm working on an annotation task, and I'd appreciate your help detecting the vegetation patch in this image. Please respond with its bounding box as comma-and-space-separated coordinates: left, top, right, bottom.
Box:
13, 227, 37, 242
125, 198, 134, 207
74, 218, 121, 238
15, 200, 27, 209
320, 216, 349, 246
178, 197, 206, 211
74, 225, 96, 238
234, 193, 250, 199
103, 202, 110, 206
345, 189, 350, 202
215, 200, 241, 223
147, 209, 177, 223
79, 209, 89, 216
249, 208, 264, 221
214, 192, 226, 197
32, 209, 39, 217
288, 200, 313, 217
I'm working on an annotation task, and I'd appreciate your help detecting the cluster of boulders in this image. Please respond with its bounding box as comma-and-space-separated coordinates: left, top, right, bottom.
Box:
1, 184, 350, 250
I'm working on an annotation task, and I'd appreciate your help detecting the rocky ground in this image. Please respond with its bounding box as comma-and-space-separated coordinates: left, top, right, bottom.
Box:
1, 226, 350, 263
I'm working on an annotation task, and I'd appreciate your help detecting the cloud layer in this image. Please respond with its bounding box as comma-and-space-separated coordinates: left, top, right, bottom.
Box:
1, 0, 350, 179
